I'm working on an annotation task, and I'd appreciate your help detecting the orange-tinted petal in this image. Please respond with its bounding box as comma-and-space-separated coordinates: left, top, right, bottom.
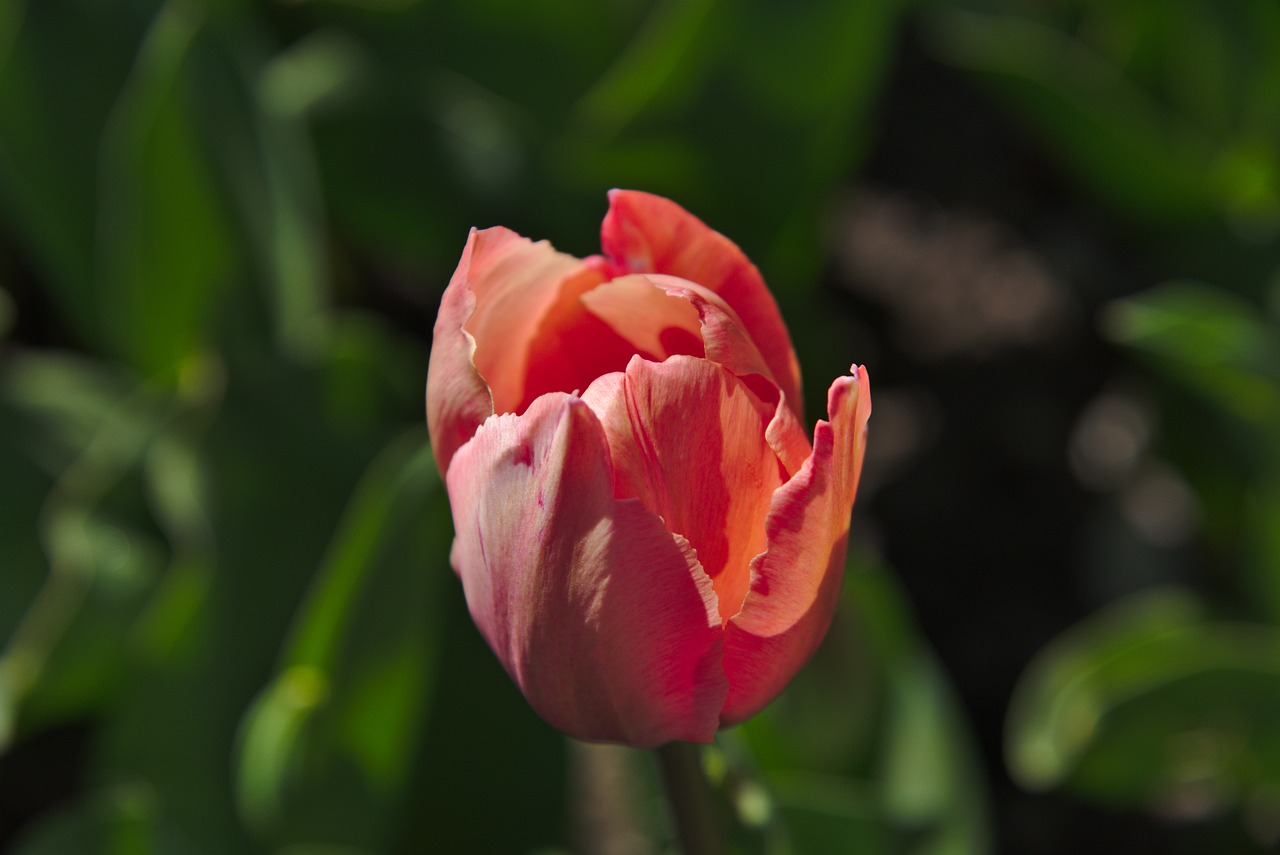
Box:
599, 190, 804, 416
461, 227, 607, 415
720, 366, 871, 725
581, 356, 786, 624
516, 275, 704, 413
446, 393, 727, 747
636, 274, 811, 478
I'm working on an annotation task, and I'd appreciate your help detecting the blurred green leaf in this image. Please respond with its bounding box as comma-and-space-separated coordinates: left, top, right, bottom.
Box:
398, 591, 571, 854
573, 0, 718, 135
0, 357, 186, 748
281, 431, 435, 672
9, 782, 212, 855
276, 846, 377, 855
858, 579, 991, 855
740, 549, 992, 854
1104, 281, 1280, 434
260, 30, 369, 120
0, 0, 142, 344
1007, 588, 1280, 812
321, 312, 429, 437
199, 12, 332, 362
1, 352, 150, 475
770, 774, 890, 855
0, 0, 22, 69
84, 338, 423, 851
96, 1, 238, 376
925, 9, 1214, 224
0, 400, 53, 635
4, 510, 166, 743
237, 665, 331, 833
235, 430, 438, 840
1105, 281, 1280, 623
133, 428, 218, 664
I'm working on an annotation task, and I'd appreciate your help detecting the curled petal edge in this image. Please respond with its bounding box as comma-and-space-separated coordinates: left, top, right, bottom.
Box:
599, 189, 805, 417
633, 276, 811, 477
720, 365, 871, 725
426, 228, 494, 477
427, 227, 602, 475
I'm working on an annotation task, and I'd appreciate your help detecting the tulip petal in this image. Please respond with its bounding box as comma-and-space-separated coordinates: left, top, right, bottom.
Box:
582, 356, 786, 624
426, 229, 499, 476
516, 274, 707, 415
578, 274, 704, 360
428, 227, 605, 473
720, 366, 871, 726
637, 275, 811, 478
446, 393, 727, 747
599, 189, 805, 415
464, 228, 608, 415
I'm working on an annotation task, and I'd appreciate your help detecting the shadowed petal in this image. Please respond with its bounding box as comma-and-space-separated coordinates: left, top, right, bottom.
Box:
638, 274, 811, 477
599, 190, 805, 416
582, 356, 785, 624
516, 275, 705, 414
446, 393, 727, 746
720, 366, 871, 725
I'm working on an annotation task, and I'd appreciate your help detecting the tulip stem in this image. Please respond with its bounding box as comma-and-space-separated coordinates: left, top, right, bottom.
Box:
655, 741, 725, 855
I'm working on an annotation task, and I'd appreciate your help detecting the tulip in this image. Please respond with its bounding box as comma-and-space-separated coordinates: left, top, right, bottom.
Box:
427, 190, 870, 748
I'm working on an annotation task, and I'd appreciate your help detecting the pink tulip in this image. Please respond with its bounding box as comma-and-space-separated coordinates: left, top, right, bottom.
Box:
427, 190, 870, 747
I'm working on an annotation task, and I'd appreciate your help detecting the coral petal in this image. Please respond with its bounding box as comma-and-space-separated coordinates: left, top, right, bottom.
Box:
464, 229, 606, 415
579, 275, 705, 361
582, 356, 785, 623
721, 366, 871, 725
428, 227, 606, 473
637, 275, 811, 477
600, 190, 804, 415
446, 393, 727, 746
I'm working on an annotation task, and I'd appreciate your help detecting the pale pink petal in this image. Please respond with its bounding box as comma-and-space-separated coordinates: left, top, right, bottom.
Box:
426, 228, 497, 476
720, 366, 871, 725
581, 356, 786, 624
446, 393, 727, 747
599, 190, 805, 415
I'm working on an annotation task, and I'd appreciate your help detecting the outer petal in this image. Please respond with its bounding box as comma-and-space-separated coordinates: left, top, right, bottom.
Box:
426, 228, 497, 476
446, 393, 727, 747
599, 190, 805, 416
720, 366, 871, 725
581, 356, 785, 624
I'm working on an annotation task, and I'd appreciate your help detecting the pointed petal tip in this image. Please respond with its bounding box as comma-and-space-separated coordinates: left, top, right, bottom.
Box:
716, 363, 871, 725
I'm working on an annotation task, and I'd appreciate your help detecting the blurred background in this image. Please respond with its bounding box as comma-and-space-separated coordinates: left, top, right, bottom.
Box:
2, 0, 1280, 852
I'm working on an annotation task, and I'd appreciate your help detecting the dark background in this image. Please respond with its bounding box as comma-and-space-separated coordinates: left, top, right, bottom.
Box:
2, 1, 1280, 852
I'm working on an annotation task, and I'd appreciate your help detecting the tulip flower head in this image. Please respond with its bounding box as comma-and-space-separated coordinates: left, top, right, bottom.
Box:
427, 191, 870, 748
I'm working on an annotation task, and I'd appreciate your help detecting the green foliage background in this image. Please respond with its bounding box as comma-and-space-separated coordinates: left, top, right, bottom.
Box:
1, 0, 1279, 852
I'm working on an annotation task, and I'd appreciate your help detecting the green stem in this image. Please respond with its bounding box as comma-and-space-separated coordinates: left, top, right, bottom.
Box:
655, 741, 725, 855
